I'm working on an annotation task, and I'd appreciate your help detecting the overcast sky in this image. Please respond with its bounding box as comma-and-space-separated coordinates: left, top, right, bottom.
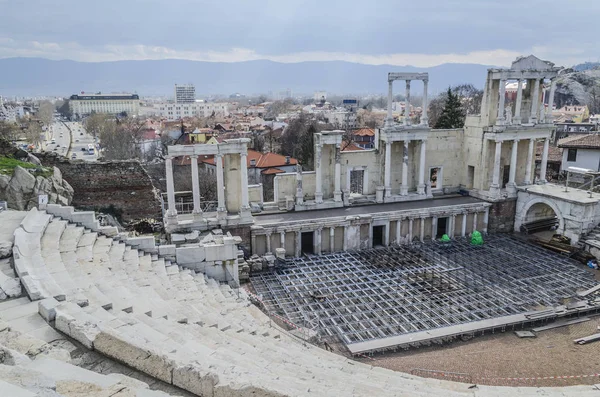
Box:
1, 0, 598, 67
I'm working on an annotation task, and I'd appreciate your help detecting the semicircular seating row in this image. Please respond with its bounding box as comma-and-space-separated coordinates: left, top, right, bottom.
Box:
11, 207, 595, 397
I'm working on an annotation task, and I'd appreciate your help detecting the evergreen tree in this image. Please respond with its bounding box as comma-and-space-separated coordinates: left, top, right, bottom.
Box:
435, 87, 464, 129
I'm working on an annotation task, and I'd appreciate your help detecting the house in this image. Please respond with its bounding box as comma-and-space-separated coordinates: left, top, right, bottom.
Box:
558, 134, 600, 172
351, 128, 376, 149
187, 128, 215, 144
553, 105, 590, 124
201, 149, 298, 201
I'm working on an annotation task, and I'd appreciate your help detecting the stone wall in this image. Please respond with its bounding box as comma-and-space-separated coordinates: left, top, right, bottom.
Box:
39, 154, 161, 222
488, 198, 517, 233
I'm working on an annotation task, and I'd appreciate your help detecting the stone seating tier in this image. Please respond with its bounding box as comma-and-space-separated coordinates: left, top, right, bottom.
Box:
12, 207, 600, 396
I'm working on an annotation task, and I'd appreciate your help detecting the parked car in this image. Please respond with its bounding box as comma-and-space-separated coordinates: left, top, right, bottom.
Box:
71, 153, 77, 159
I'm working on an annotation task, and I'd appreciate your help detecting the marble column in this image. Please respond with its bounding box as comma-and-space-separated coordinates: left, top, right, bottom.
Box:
296, 165, 304, 205
545, 79, 557, 123
514, 79, 523, 124
396, 219, 402, 244
384, 141, 392, 197
539, 138, 549, 184
421, 79, 429, 126
368, 223, 373, 249
343, 226, 348, 251
525, 139, 535, 185
408, 218, 414, 242
190, 155, 202, 215
530, 78, 541, 124
295, 231, 301, 257
417, 140, 426, 195
490, 140, 502, 194
496, 79, 506, 125
265, 232, 272, 253
315, 228, 322, 255
473, 212, 478, 232
385, 221, 390, 246
507, 139, 519, 193
280, 231, 285, 250
329, 227, 335, 252
400, 140, 410, 196
420, 217, 425, 243
240, 152, 250, 211
315, 144, 323, 203
450, 215, 456, 238
483, 208, 489, 234
404, 80, 411, 126
334, 144, 342, 202
165, 156, 177, 216
386, 80, 393, 125
431, 217, 437, 240
215, 154, 226, 214
461, 213, 467, 237
251, 233, 257, 254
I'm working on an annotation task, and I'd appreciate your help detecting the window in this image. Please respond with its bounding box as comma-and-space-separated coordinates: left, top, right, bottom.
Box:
567, 148, 577, 162
429, 167, 442, 189
350, 169, 364, 194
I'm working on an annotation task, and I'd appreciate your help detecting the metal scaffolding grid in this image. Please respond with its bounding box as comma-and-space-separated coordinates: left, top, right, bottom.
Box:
250, 235, 598, 348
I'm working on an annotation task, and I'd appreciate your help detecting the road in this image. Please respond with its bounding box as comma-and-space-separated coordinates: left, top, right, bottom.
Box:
44, 120, 98, 161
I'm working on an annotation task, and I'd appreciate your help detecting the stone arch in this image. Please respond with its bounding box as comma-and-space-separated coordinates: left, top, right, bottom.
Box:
516, 197, 564, 233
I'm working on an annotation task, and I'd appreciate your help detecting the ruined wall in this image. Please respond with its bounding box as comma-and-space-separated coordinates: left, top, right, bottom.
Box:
39, 154, 161, 222
426, 129, 464, 191
488, 198, 517, 233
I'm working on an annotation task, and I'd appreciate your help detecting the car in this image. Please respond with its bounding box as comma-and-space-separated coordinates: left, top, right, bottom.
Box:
75, 139, 79, 142
71, 153, 77, 159
53, 147, 58, 151
81, 147, 86, 151
80, 132, 83, 136
55, 144, 60, 148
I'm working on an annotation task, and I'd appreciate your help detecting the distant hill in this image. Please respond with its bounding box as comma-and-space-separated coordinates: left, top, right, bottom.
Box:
0, 57, 493, 97
573, 62, 600, 72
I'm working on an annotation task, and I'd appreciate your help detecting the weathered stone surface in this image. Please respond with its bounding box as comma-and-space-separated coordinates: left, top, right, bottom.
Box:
27, 153, 41, 166
172, 363, 218, 397
1, 166, 74, 211
0, 272, 22, 299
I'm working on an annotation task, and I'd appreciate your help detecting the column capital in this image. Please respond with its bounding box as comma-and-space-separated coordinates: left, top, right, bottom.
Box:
215, 153, 223, 158
190, 154, 198, 159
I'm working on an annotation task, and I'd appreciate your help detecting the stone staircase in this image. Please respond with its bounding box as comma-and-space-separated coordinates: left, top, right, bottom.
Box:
7, 206, 600, 396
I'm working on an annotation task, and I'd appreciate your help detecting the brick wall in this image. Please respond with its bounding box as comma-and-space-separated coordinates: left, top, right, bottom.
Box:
39, 154, 161, 222
488, 198, 517, 233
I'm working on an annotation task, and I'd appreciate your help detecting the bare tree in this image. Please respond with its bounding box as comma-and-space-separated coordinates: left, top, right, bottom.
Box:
84, 113, 112, 138
0, 121, 19, 141
279, 113, 316, 170
37, 100, 54, 127
24, 121, 43, 149
99, 117, 146, 160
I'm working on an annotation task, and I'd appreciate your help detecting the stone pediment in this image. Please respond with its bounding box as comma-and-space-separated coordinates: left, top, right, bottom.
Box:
511, 55, 555, 71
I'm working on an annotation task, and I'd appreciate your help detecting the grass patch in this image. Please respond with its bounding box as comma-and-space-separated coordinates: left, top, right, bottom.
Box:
0, 156, 53, 177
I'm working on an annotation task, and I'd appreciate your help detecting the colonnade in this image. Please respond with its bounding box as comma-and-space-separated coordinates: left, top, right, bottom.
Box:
383, 139, 427, 197
489, 136, 549, 195
496, 77, 557, 126
386, 73, 429, 127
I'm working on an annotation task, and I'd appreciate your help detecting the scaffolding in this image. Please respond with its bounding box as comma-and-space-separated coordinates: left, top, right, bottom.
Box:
250, 235, 599, 353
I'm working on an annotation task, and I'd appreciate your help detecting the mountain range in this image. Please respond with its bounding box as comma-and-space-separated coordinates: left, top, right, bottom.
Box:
0, 57, 494, 98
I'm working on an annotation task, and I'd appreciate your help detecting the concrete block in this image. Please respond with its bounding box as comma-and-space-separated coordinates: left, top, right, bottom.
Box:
275, 248, 286, 259
38, 297, 60, 322
126, 236, 156, 251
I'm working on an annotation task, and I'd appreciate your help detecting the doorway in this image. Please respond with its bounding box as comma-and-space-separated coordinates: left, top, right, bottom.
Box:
503, 165, 510, 188
372, 225, 385, 247
436, 217, 448, 238
301, 232, 314, 254
467, 166, 475, 189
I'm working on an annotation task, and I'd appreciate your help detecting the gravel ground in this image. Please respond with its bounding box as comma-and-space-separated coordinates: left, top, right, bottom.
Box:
356, 316, 600, 387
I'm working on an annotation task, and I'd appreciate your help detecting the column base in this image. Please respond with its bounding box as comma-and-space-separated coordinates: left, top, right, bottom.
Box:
536, 179, 547, 185
239, 206, 253, 223
400, 186, 408, 196
217, 208, 227, 221
417, 184, 426, 195
333, 191, 342, 202
529, 117, 538, 124
384, 186, 392, 198
506, 182, 517, 194
315, 193, 323, 204
375, 186, 384, 203
420, 117, 428, 127
489, 184, 501, 196
342, 190, 351, 206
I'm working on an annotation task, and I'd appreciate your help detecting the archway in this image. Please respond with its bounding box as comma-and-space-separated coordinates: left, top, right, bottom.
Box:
517, 197, 564, 235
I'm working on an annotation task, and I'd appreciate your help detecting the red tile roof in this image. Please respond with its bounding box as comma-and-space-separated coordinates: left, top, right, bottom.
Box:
557, 134, 600, 149
261, 168, 285, 175
201, 150, 298, 168
535, 143, 562, 163
353, 128, 375, 137
342, 142, 365, 152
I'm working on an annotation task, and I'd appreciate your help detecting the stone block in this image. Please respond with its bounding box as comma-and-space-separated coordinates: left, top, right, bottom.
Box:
93, 330, 176, 384
158, 244, 176, 256
38, 297, 60, 322
172, 364, 218, 397
126, 236, 156, 251
275, 248, 286, 259
171, 233, 186, 244
176, 246, 205, 265
0, 379, 37, 397
54, 307, 100, 349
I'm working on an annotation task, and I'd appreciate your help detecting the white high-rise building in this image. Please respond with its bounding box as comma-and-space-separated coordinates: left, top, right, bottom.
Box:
174, 84, 196, 103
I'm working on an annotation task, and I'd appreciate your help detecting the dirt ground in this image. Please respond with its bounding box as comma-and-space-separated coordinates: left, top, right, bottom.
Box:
355, 316, 600, 387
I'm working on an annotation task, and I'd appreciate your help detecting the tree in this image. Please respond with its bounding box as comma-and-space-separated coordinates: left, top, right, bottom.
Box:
435, 87, 464, 129
24, 121, 43, 149
279, 113, 316, 169
56, 99, 72, 119
98, 117, 146, 160
0, 121, 19, 141
84, 113, 112, 138
37, 100, 54, 127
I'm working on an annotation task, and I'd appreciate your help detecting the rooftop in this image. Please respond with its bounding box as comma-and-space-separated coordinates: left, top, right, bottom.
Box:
558, 134, 600, 149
